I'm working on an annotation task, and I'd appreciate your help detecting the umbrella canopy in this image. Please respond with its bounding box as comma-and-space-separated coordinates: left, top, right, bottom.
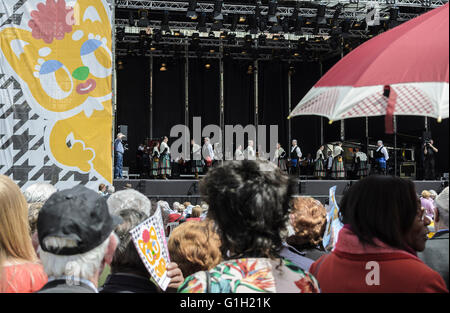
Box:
289, 3, 449, 133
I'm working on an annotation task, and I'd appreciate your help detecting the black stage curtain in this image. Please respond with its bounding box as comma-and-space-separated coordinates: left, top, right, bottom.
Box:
153, 57, 185, 140
290, 62, 322, 156
188, 58, 220, 132
258, 60, 289, 152
116, 56, 150, 169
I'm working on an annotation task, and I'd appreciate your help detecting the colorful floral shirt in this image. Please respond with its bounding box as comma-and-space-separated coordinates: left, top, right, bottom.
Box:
178, 257, 320, 293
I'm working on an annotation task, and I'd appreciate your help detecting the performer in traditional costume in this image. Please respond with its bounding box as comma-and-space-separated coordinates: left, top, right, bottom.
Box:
191, 139, 203, 179
331, 142, 345, 179
158, 136, 171, 179
374, 140, 389, 175
354, 147, 369, 179
245, 140, 256, 160
151, 141, 160, 179
273, 143, 287, 172
314, 145, 326, 179
202, 137, 214, 171
235, 145, 245, 160
289, 139, 302, 176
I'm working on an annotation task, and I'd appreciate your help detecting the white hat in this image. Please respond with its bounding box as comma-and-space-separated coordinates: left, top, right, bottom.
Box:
435, 187, 449, 213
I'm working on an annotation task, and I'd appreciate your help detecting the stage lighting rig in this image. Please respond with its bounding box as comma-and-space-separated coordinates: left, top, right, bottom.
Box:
153, 29, 162, 43
213, 0, 224, 21
137, 9, 149, 27
316, 5, 327, 25
247, 15, 258, 34
269, 16, 283, 33
128, 12, 135, 27
187, 0, 198, 20
161, 10, 170, 33
230, 14, 238, 31
197, 12, 207, 32
258, 34, 266, 46
227, 33, 237, 45
388, 7, 400, 28
211, 19, 223, 31
268, 0, 278, 23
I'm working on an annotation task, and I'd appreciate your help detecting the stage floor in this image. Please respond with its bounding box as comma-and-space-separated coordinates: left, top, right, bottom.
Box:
113, 178, 447, 205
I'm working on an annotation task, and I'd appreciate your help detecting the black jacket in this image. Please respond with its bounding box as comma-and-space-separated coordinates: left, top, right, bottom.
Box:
99, 273, 159, 293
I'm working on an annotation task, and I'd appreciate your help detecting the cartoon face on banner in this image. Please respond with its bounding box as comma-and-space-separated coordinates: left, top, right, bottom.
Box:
131, 208, 171, 291
0, 0, 113, 185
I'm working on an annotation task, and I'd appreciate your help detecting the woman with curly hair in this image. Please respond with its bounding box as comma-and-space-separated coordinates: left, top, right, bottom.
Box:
280, 197, 328, 271
178, 160, 320, 293
169, 220, 222, 277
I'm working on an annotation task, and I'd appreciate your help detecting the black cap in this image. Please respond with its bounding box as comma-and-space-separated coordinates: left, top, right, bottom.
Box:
37, 185, 122, 256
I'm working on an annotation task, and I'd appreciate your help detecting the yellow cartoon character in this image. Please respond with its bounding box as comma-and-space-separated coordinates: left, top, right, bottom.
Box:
0, 0, 113, 182
138, 227, 161, 267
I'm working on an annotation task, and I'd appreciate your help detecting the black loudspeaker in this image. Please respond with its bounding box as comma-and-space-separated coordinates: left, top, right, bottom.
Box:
400, 162, 416, 179
118, 125, 128, 138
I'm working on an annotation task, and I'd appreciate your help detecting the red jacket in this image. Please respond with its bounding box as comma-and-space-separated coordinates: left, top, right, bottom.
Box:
310, 227, 448, 293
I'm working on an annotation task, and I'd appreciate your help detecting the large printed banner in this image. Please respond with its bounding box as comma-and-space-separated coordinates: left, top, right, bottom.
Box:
0, 0, 113, 190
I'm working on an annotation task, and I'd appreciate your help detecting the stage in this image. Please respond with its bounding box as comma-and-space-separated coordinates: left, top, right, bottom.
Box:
113, 178, 448, 206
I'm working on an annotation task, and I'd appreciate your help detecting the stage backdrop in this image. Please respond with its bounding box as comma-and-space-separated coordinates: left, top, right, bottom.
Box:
0, 0, 113, 190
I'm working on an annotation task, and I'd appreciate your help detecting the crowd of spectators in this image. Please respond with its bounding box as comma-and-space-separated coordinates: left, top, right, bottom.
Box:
0, 158, 448, 293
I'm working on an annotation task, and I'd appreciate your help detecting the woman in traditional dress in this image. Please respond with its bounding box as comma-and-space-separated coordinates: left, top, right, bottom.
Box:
191, 139, 203, 179
331, 142, 345, 179
158, 136, 171, 179
314, 145, 326, 179
273, 143, 287, 172
354, 147, 369, 179
151, 141, 160, 179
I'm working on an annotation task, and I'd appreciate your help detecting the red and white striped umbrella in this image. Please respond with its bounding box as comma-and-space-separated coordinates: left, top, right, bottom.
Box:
289, 3, 449, 133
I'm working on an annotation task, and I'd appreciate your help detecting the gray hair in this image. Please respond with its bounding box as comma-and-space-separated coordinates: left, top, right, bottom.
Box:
435, 187, 449, 228
107, 189, 151, 217
377, 140, 383, 145
23, 183, 57, 204
107, 185, 115, 194
39, 236, 112, 280
111, 209, 148, 275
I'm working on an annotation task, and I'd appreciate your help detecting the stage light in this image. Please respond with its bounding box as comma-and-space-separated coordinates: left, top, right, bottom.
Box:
269, 17, 282, 33
317, 5, 327, 25
268, 0, 278, 23
389, 7, 400, 28
161, 10, 170, 33
137, 9, 149, 27
211, 19, 223, 31
220, 31, 228, 39
230, 14, 238, 31
281, 17, 289, 33
160, 63, 167, 71
258, 34, 266, 46
288, 64, 295, 76
150, 46, 156, 51
117, 60, 124, 70
153, 29, 162, 43
239, 16, 246, 23
213, 0, 223, 21
247, 15, 258, 34
293, 51, 300, 57
208, 31, 215, 38
332, 3, 342, 28
209, 48, 215, 53
247, 64, 253, 74
205, 62, 211, 69
227, 33, 237, 45
197, 12, 207, 32
173, 30, 182, 37
128, 12, 135, 27
187, 0, 198, 20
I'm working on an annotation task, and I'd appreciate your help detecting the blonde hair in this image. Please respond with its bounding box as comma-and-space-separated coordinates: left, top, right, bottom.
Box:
191, 205, 202, 218
168, 220, 221, 277
421, 190, 431, 199
0, 175, 38, 290
287, 197, 327, 247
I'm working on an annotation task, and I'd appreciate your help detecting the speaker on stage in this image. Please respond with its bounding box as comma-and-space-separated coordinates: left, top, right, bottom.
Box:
118, 125, 128, 138
400, 162, 416, 179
